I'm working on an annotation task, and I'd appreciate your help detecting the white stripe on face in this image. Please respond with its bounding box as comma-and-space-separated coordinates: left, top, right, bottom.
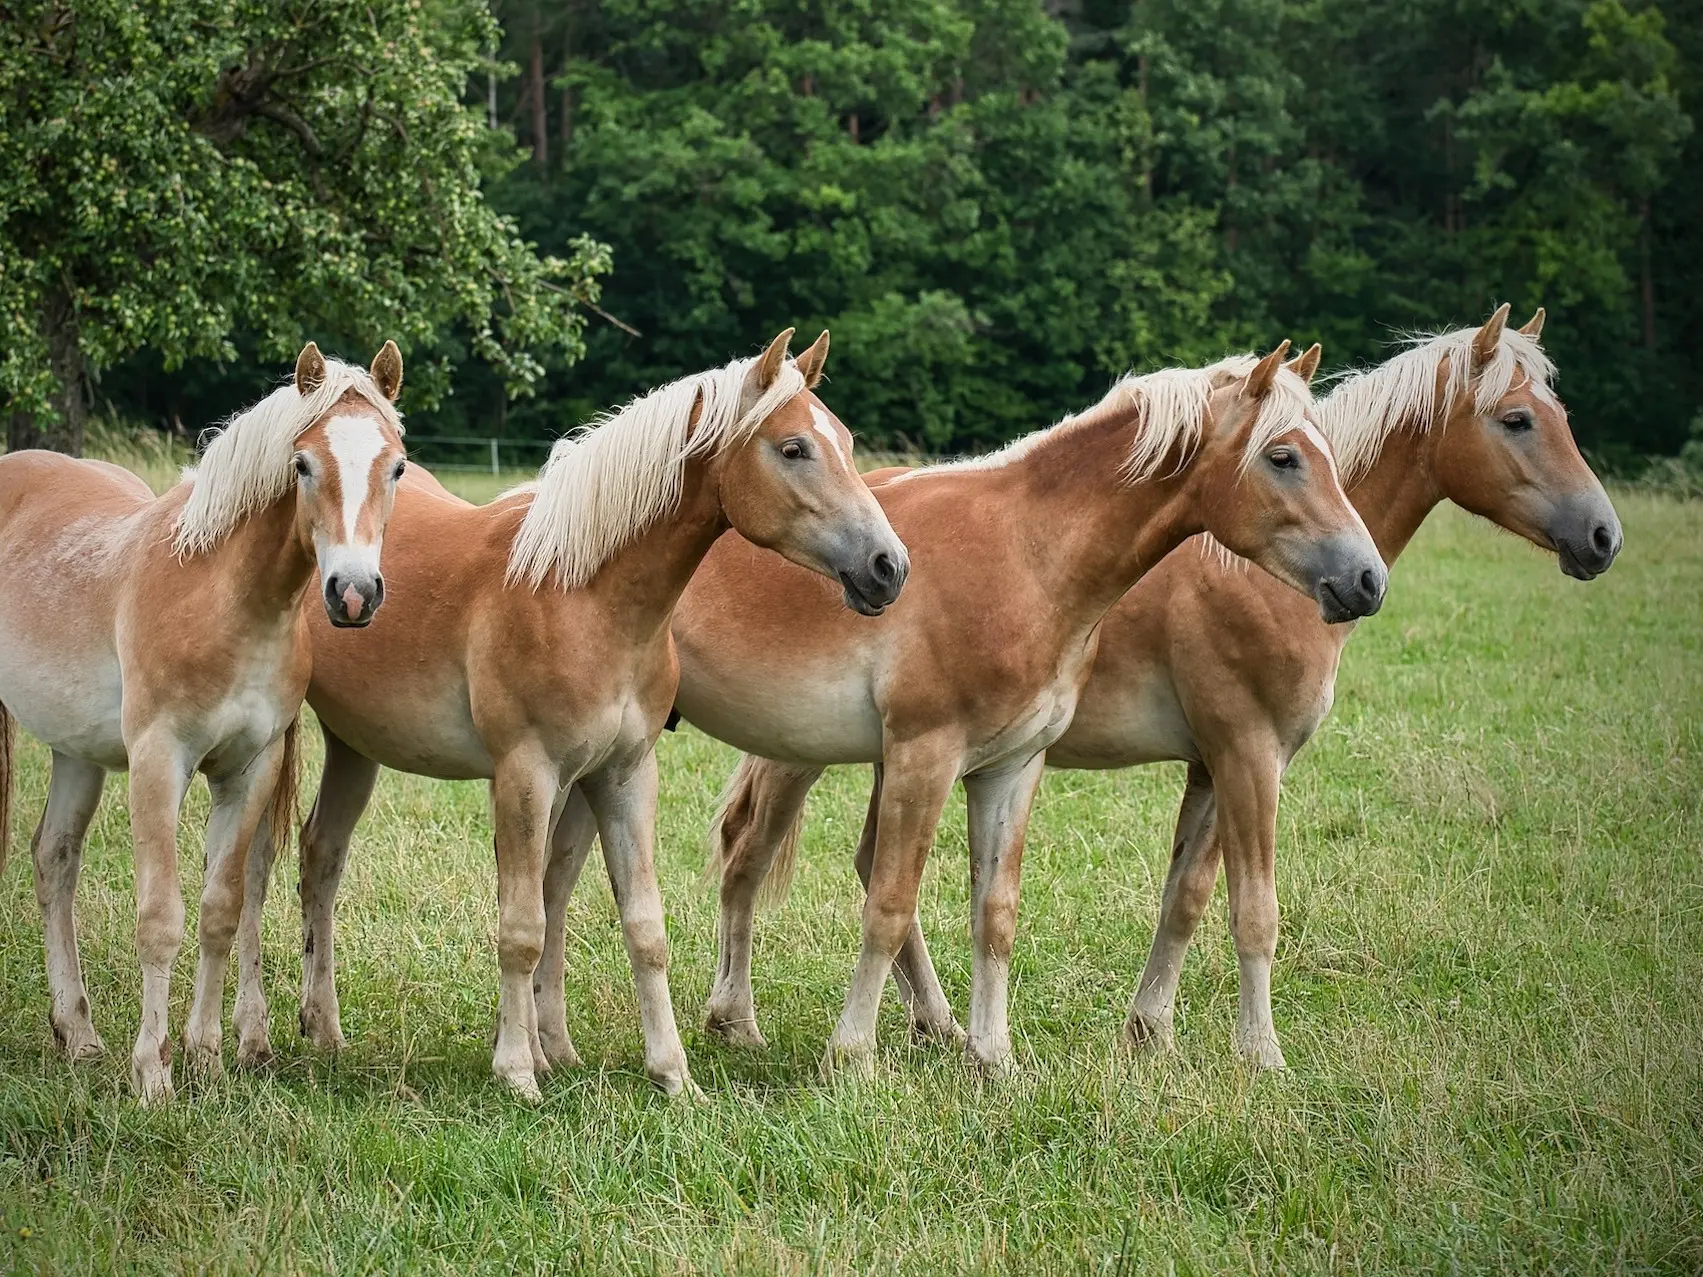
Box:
810, 404, 850, 467
1297, 416, 1341, 482
325, 414, 387, 542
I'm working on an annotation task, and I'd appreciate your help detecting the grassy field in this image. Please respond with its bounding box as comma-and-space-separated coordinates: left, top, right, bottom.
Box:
0, 456, 1699, 1272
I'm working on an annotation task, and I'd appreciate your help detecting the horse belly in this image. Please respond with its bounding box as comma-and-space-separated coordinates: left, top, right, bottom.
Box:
0, 618, 127, 769
1046, 668, 1198, 770
675, 658, 883, 765
312, 676, 493, 781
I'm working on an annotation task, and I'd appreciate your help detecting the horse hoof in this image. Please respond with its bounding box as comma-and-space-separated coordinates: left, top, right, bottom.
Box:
704, 1013, 768, 1051
298, 1008, 348, 1053
183, 1040, 224, 1081
1121, 1013, 1176, 1056
650, 1068, 700, 1101
910, 1017, 967, 1049
56, 1023, 105, 1063
132, 1062, 175, 1106
964, 1039, 1016, 1081
818, 1042, 876, 1083
539, 1035, 582, 1070
497, 1070, 543, 1104
1239, 1035, 1287, 1072
235, 1037, 276, 1071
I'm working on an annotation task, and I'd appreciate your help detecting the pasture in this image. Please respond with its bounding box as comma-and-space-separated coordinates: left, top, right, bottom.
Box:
0, 458, 1698, 1273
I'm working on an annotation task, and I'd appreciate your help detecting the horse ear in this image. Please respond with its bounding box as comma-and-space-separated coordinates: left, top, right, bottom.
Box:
1285, 342, 1323, 385
1242, 340, 1291, 401
296, 342, 327, 395
370, 340, 404, 402
1472, 303, 1511, 366
754, 327, 796, 391
796, 330, 830, 389
1519, 306, 1546, 340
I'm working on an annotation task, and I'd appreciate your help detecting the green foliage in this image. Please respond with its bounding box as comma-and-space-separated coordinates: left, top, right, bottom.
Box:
0, 0, 608, 450
12, 0, 1700, 457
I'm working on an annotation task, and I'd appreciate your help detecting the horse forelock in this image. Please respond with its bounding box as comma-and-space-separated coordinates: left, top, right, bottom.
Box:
1316, 323, 1556, 485
171, 360, 402, 558
505, 354, 808, 591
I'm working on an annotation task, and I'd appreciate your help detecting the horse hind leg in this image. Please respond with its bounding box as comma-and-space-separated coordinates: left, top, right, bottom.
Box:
32, 752, 107, 1061
703, 755, 822, 1050
534, 783, 596, 1070
297, 727, 380, 1052
1125, 761, 1221, 1054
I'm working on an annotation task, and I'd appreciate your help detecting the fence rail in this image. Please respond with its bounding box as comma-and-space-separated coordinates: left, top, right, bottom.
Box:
405, 434, 557, 474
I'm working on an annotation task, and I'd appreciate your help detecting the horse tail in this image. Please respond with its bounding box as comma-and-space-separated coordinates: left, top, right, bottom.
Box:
701, 754, 808, 909
0, 700, 14, 879
267, 713, 301, 859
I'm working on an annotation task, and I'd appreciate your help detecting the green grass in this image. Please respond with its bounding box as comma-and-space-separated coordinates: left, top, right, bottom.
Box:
1, 472, 1699, 1273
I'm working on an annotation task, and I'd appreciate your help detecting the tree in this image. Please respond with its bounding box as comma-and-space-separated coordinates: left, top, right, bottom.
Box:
0, 0, 609, 454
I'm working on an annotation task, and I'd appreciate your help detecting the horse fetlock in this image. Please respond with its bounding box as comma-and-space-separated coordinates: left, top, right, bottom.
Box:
131, 1039, 174, 1105
704, 990, 767, 1049
537, 1023, 582, 1069
909, 1013, 967, 1049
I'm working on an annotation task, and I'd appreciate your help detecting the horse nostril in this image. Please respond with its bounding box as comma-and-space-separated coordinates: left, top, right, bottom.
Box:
871, 552, 896, 586
1360, 567, 1382, 599
1591, 523, 1615, 556
324, 573, 342, 601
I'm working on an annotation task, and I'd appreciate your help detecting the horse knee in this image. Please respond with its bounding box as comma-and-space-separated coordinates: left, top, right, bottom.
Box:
623, 913, 669, 972
498, 908, 546, 975
136, 894, 186, 968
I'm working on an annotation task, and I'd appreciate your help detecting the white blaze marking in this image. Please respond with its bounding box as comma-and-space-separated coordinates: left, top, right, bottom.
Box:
810, 404, 850, 466
325, 415, 387, 542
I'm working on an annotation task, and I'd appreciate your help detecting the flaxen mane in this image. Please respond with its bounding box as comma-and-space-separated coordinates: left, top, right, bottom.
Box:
173, 360, 403, 558
1318, 324, 1555, 484
506, 355, 807, 590
897, 353, 1316, 484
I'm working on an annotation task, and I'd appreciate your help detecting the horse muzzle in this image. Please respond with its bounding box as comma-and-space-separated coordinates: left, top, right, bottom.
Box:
323, 571, 385, 628
838, 546, 909, 617
1310, 540, 1388, 624
1548, 492, 1622, 581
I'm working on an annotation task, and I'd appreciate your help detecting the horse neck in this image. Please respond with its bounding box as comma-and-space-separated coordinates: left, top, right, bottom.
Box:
1342, 422, 1444, 566
574, 456, 727, 641
203, 491, 316, 625
1002, 407, 1197, 623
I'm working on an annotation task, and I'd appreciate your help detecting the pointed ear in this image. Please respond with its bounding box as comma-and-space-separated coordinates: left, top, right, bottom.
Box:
1518, 306, 1545, 340
370, 340, 404, 402
796, 330, 830, 389
754, 327, 796, 391
1243, 340, 1291, 401
295, 342, 327, 396
1285, 342, 1323, 385
1472, 303, 1511, 366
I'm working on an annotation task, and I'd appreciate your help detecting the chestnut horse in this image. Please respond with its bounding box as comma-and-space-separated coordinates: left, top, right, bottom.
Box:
650, 344, 1388, 1078
712, 305, 1622, 1071
0, 342, 407, 1102
236, 330, 907, 1100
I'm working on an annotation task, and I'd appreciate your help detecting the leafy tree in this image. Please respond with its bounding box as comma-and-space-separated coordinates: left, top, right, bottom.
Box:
0, 0, 608, 453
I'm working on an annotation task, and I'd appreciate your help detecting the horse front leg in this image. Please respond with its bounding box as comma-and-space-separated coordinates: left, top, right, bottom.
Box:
183, 735, 288, 1079
1214, 748, 1287, 1070
822, 734, 959, 1079
125, 735, 196, 1104
851, 763, 965, 1047
32, 752, 107, 1060
581, 750, 695, 1097
1124, 761, 1221, 1053
489, 748, 557, 1101
535, 783, 596, 1069
962, 752, 1047, 1076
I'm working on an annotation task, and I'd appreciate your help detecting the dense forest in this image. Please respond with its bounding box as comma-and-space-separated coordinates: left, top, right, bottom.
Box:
7, 1, 1701, 464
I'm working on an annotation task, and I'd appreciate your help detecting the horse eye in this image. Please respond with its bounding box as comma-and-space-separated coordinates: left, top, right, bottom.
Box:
1501, 412, 1533, 432
392, 459, 407, 481
780, 439, 808, 461
1267, 448, 1298, 470
293, 454, 311, 478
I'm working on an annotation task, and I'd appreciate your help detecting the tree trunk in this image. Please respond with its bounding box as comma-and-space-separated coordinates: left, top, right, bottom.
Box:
8, 291, 86, 455
529, 36, 548, 171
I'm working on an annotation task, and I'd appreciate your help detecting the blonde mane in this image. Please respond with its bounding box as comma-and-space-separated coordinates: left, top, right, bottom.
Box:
506, 354, 807, 590
1317, 323, 1555, 484
901, 352, 1316, 484
173, 359, 402, 558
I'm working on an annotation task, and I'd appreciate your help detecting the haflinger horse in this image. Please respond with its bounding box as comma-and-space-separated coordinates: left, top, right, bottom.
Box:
0, 342, 407, 1103
235, 329, 908, 1101
703, 304, 1622, 1073
653, 342, 1389, 1079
